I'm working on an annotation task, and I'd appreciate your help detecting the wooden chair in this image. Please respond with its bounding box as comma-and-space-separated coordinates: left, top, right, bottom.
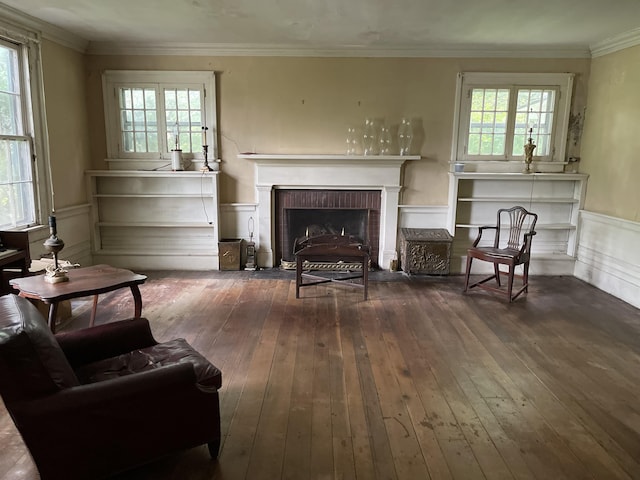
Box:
464, 206, 538, 302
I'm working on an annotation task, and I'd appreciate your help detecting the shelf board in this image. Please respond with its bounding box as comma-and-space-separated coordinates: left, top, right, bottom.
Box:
97, 221, 215, 228
93, 249, 217, 257
94, 194, 214, 198
457, 197, 578, 203
455, 223, 575, 230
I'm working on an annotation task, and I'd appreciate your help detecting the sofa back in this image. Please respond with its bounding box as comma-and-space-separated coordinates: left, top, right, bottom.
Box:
0, 295, 78, 403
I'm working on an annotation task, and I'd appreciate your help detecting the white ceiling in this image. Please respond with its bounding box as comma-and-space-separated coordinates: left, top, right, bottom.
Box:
2, 0, 640, 56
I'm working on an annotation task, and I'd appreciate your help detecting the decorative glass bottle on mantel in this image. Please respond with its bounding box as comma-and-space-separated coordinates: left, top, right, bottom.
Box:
379, 124, 392, 155
398, 117, 413, 155
363, 118, 378, 156
346, 127, 358, 155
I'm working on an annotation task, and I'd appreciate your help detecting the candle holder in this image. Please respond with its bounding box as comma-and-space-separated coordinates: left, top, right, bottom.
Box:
201, 144, 214, 172
523, 128, 536, 173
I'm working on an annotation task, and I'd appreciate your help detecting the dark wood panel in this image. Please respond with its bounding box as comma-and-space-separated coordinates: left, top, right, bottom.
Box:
1, 272, 639, 480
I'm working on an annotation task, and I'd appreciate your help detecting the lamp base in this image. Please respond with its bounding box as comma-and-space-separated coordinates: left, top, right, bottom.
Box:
44, 272, 69, 284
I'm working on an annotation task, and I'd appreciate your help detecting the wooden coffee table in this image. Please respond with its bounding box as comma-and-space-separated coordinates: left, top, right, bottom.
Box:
10, 264, 147, 332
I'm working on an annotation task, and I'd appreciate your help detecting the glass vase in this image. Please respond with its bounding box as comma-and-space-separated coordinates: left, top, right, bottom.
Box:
398, 118, 413, 155
363, 118, 378, 156
379, 125, 392, 155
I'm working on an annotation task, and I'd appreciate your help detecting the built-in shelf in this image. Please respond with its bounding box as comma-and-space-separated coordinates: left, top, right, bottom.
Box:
86, 170, 221, 270
447, 172, 589, 275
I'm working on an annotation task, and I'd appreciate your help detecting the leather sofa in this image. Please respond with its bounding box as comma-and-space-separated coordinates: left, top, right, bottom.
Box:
0, 294, 222, 480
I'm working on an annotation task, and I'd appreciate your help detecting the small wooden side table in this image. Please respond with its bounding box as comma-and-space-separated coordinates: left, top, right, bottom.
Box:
10, 264, 147, 333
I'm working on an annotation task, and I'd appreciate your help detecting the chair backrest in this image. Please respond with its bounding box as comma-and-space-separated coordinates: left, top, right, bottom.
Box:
494, 206, 538, 250
0, 295, 79, 404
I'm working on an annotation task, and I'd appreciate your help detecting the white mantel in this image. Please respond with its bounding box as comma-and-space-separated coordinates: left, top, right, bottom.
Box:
239, 154, 420, 269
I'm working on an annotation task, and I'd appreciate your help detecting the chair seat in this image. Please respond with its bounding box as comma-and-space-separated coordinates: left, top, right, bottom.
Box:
469, 246, 521, 260
75, 338, 222, 390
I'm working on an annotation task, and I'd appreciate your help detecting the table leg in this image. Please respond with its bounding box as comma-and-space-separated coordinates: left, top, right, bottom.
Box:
90, 295, 99, 327
130, 284, 143, 317
363, 256, 368, 300
48, 302, 59, 334
296, 258, 302, 298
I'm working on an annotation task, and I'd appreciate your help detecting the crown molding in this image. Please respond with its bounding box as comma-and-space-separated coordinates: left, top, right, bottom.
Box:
590, 26, 640, 57
86, 41, 591, 59
0, 4, 88, 52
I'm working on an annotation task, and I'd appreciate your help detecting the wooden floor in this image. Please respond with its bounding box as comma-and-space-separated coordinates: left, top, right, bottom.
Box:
1, 270, 640, 480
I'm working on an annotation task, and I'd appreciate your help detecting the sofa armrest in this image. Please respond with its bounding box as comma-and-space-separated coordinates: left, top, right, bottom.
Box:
55, 318, 157, 367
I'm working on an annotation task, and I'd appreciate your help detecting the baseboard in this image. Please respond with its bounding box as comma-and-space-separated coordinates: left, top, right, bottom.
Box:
574, 211, 640, 309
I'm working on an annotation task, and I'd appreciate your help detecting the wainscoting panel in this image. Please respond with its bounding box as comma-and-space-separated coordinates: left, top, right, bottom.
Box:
574, 211, 640, 309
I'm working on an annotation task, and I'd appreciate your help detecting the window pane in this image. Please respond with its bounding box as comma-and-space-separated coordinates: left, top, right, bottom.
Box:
164, 90, 176, 110
467, 87, 509, 156
0, 45, 22, 136
132, 89, 144, 109
189, 90, 201, 109
176, 90, 189, 110
144, 90, 156, 109
118, 87, 158, 153
0, 92, 21, 135
468, 134, 480, 155
147, 132, 158, 152
163, 87, 204, 153
0, 139, 35, 228
190, 110, 202, 126
512, 88, 556, 156
122, 131, 134, 152
146, 111, 157, 131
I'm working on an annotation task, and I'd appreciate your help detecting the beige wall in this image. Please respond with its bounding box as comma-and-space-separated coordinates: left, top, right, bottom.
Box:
41, 39, 91, 210
580, 45, 640, 222
84, 55, 590, 205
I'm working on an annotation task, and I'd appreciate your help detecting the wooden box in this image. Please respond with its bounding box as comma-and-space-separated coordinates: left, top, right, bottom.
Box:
399, 228, 453, 275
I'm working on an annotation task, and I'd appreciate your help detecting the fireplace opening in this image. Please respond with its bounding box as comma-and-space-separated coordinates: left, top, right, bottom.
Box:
285, 208, 369, 258
275, 189, 381, 269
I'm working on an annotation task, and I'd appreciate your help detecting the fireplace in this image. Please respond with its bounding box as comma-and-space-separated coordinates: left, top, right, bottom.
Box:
239, 153, 416, 270
276, 190, 381, 267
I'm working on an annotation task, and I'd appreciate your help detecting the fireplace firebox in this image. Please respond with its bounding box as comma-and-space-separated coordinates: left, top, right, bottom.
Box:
275, 189, 381, 268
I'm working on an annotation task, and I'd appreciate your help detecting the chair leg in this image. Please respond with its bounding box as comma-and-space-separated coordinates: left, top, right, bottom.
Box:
523, 261, 530, 292
494, 264, 501, 286
464, 256, 473, 292
507, 266, 515, 302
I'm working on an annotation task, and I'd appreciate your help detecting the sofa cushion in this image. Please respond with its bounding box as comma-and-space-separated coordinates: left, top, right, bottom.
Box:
75, 338, 221, 390
0, 295, 79, 401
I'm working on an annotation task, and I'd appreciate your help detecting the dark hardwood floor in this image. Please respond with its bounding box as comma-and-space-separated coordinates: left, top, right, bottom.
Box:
1, 270, 640, 479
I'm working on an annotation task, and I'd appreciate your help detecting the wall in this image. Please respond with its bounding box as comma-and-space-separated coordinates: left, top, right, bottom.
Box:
574, 44, 640, 309
32, 39, 93, 265
84, 55, 590, 207
580, 44, 640, 222
41, 39, 92, 210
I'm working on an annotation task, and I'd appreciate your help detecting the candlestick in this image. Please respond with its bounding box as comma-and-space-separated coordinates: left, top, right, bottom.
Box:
202, 125, 208, 146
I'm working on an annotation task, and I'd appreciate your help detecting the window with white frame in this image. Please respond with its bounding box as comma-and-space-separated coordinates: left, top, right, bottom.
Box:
452, 72, 574, 163
102, 71, 217, 160
0, 32, 46, 230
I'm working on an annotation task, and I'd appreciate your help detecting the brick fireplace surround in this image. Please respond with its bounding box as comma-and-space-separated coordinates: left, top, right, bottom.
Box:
239, 154, 418, 270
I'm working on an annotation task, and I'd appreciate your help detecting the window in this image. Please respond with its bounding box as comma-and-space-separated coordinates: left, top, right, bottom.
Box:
0, 33, 44, 230
452, 72, 574, 164
103, 71, 217, 161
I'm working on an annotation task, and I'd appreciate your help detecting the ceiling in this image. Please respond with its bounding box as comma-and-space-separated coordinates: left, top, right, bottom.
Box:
2, 0, 640, 56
